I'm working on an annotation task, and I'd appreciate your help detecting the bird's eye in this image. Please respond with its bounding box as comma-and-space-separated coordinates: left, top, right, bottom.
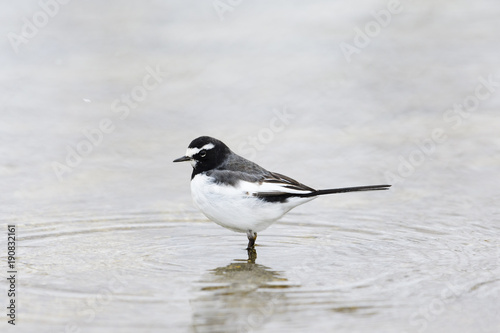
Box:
199, 150, 207, 158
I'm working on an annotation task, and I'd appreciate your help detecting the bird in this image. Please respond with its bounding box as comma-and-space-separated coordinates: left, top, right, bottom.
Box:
173, 136, 391, 249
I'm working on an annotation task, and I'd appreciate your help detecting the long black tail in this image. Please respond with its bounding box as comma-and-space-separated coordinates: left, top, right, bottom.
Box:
300, 184, 391, 197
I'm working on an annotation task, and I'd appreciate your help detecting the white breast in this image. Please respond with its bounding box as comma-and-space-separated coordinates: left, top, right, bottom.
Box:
190, 174, 314, 233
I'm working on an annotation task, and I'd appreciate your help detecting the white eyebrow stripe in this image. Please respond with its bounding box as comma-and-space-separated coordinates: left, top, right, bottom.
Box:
185, 143, 215, 157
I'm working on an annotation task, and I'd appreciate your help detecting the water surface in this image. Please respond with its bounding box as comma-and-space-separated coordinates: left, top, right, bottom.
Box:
1, 1, 499, 332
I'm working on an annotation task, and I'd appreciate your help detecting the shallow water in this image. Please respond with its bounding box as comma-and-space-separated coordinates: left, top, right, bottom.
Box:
2, 1, 500, 332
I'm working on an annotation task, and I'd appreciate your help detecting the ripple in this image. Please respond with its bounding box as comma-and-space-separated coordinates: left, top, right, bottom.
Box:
12, 206, 500, 333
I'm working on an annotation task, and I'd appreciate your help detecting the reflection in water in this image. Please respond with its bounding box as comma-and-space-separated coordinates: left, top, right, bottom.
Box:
191, 249, 291, 333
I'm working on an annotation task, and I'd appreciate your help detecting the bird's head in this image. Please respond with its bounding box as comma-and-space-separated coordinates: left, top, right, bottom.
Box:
173, 136, 231, 174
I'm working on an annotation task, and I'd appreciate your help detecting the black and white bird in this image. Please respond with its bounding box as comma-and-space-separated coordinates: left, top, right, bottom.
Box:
174, 136, 390, 249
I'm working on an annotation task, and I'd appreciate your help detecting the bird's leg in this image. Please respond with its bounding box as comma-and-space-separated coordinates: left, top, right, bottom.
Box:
246, 230, 257, 249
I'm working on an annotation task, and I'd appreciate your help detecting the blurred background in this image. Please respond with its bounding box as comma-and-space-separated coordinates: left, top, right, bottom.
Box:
1, 1, 499, 332
1, 0, 499, 215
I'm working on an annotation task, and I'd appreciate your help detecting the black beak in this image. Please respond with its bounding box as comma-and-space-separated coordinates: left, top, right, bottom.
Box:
173, 156, 191, 163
